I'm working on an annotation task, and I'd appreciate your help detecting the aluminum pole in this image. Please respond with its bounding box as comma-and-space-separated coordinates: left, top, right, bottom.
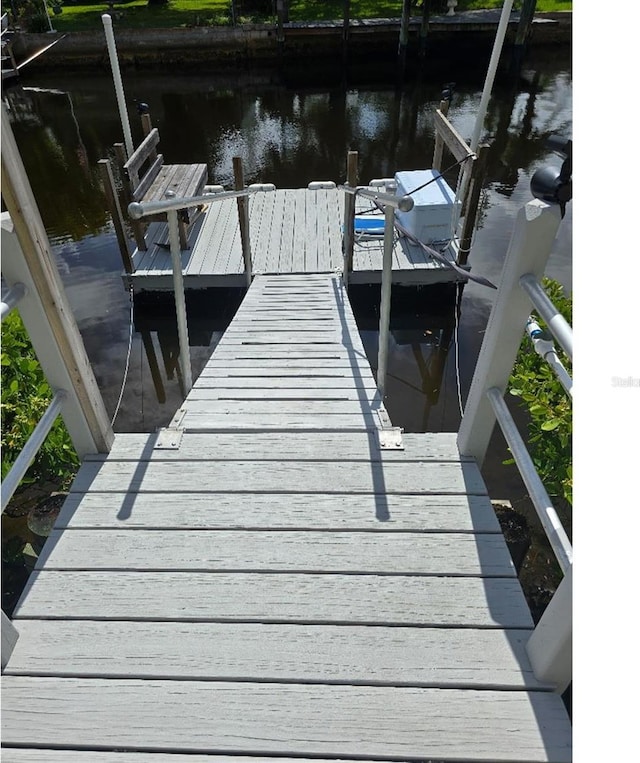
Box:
376, 203, 396, 397
1, 390, 67, 513
102, 13, 134, 159
469, 0, 514, 153
167, 209, 192, 394
457, 0, 514, 211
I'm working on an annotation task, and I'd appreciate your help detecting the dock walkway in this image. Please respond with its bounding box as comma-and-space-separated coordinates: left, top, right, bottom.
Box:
129, 189, 458, 290
1, 274, 571, 761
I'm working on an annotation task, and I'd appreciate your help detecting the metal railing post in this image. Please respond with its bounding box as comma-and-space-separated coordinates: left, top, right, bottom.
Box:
457, 199, 562, 465
167, 209, 193, 394
376, 203, 397, 397
1, 390, 67, 513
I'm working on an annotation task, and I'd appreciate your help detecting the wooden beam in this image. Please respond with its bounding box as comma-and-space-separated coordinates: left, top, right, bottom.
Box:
434, 108, 474, 164
98, 159, 134, 275
342, 150, 358, 281
123, 127, 160, 181
432, 99, 449, 171
459, 143, 489, 265
233, 156, 252, 287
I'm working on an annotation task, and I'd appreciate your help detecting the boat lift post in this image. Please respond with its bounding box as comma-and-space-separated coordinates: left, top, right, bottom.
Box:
102, 13, 134, 159
456, 0, 514, 227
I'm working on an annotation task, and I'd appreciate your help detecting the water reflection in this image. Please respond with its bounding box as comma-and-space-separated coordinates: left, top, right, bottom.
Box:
3, 51, 572, 438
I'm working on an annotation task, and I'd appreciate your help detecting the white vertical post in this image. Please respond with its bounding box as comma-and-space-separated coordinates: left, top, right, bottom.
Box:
457, 0, 514, 210
470, 0, 514, 153
102, 14, 134, 159
2, 610, 19, 670
457, 199, 562, 465
41, 0, 54, 32
526, 565, 572, 693
167, 209, 192, 394
376, 203, 396, 397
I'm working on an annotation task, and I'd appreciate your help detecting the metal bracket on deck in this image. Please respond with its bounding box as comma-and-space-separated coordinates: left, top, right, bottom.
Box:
154, 426, 184, 450
376, 408, 404, 450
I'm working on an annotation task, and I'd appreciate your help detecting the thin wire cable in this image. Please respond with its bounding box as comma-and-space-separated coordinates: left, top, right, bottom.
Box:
454, 282, 464, 418
111, 286, 135, 427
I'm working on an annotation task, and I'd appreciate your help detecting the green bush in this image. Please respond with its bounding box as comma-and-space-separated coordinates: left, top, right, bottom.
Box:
1, 312, 79, 491
507, 277, 572, 507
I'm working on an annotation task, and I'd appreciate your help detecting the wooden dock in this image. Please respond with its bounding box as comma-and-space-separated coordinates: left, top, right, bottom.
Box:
128, 188, 460, 290
2, 273, 571, 761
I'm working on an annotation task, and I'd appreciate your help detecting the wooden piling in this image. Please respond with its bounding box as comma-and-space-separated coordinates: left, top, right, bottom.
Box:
98, 158, 134, 276
419, 0, 430, 60
458, 144, 489, 266
342, 150, 358, 283
511, 0, 537, 75
398, 0, 412, 77
233, 156, 252, 287
432, 99, 450, 172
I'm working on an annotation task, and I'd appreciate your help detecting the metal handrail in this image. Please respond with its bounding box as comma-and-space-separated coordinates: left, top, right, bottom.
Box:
1, 282, 27, 321
520, 273, 573, 359
127, 185, 274, 220
338, 184, 414, 212
487, 387, 572, 573
1, 389, 68, 513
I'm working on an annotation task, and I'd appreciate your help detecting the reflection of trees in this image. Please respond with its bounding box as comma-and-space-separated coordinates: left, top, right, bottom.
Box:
482, 72, 572, 198
5, 88, 110, 241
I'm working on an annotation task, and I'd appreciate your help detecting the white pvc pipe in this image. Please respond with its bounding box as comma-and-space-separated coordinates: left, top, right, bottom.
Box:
42, 0, 54, 32
469, 0, 514, 153
376, 204, 396, 397
456, 0, 514, 220
167, 209, 192, 394
1, 282, 27, 321
102, 14, 134, 159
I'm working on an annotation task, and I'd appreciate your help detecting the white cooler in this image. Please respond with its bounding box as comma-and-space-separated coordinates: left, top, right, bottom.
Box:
394, 169, 461, 244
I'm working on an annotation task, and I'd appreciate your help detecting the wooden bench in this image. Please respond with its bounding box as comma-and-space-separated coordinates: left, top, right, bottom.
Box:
122, 127, 208, 251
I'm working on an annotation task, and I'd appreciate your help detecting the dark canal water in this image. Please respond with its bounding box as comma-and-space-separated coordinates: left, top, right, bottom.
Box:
2, 47, 572, 614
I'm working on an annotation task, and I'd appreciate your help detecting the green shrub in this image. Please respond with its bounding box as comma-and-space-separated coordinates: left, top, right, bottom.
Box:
1, 312, 79, 491
507, 277, 572, 507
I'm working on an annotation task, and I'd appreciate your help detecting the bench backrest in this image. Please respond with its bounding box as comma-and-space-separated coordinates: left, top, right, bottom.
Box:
123, 128, 164, 201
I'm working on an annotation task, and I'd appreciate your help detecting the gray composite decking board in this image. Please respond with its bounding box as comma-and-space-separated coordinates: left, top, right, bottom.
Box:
5, 621, 546, 689
216, 335, 342, 345
192, 376, 377, 389
187, 388, 380, 400
178, 400, 381, 416
201, 358, 373, 368
177, 413, 382, 429
84, 432, 473, 462
54, 492, 499, 532
279, 190, 297, 272
68, 459, 488, 495
0, 678, 571, 762
0, 754, 404, 763
13, 572, 533, 627
197, 367, 372, 378
184, 197, 226, 275
35, 530, 515, 577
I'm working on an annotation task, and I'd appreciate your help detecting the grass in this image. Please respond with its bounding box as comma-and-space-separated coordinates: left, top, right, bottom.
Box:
14, 1, 572, 34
